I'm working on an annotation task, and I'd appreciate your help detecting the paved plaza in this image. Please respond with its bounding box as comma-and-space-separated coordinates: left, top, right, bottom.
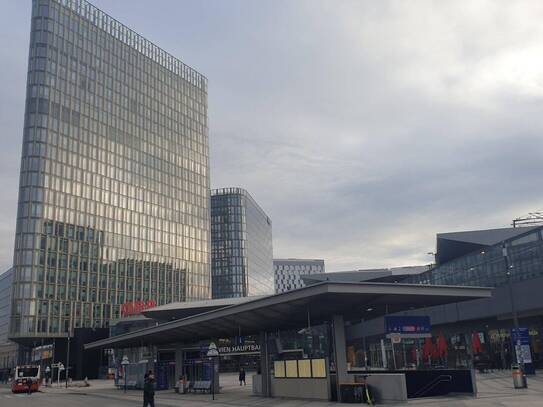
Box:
1, 371, 543, 406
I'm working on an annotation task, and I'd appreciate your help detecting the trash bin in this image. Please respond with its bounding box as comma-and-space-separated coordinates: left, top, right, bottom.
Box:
339, 384, 354, 403
512, 366, 527, 389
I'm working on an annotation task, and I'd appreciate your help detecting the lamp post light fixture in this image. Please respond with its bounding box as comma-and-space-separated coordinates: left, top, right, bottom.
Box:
207, 342, 219, 400
121, 356, 130, 393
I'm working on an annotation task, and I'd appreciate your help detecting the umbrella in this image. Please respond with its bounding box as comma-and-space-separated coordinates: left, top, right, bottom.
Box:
431, 342, 440, 360
472, 332, 483, 354
423, 337, 434, 361
411, 347, 418, 364
437, 334, 448, 358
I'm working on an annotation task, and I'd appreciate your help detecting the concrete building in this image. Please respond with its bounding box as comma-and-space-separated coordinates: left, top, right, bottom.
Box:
273, 258, 325, 293
10, 0, 210, 369
211, 188, 273, 298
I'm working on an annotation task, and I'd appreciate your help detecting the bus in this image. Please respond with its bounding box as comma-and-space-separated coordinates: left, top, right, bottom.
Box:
11, 365, 40, 393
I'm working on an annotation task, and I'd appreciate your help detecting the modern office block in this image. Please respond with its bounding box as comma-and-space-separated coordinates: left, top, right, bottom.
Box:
211, 188, 273, 298
10, 0, 210, 346
274, 259, 325, 293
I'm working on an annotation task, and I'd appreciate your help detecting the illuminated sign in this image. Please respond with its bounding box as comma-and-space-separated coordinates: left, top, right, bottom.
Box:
121, 300, 156, 317
217, 344, 261, 355
385, 316, 431, 336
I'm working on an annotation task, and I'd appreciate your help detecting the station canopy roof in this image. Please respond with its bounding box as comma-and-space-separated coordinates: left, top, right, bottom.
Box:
85, 281, 491, 350
142, 295, 267, 321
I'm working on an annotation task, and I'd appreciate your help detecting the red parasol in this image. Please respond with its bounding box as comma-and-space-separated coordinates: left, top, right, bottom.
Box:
472, 332, 483, 354
423, 337, 434, 361
437, 334, 448, 358
431, 342, 440, 360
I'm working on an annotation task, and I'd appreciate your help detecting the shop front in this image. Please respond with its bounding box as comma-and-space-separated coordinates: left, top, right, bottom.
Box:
348, 316, 543, 373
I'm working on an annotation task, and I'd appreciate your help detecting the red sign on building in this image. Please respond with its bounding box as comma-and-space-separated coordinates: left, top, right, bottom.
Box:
121, 300, 157, 317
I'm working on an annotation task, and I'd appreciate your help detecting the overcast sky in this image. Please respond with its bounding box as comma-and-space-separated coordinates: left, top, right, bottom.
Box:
1, 0, 543, 272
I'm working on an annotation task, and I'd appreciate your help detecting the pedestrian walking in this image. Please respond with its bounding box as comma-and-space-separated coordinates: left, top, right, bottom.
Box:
27, 377, 33, 395
239, 367, 246, 386
143, 374, 155, 407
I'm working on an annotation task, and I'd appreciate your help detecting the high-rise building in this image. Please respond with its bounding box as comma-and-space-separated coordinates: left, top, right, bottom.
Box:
273, 259, 325, 293
10, 0, 210, 350
211, 188, 273, 298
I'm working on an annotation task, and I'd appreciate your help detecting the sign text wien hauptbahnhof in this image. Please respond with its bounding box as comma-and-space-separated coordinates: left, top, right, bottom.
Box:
218, 344, 261, 355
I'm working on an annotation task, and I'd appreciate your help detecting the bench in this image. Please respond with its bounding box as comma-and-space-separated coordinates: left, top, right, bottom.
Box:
191, 380, 211, 393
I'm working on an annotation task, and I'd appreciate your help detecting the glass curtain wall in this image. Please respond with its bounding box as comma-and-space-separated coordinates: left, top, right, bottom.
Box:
11, 0, 210, 340
211, 188, 273, 298
405, 228, 543, 288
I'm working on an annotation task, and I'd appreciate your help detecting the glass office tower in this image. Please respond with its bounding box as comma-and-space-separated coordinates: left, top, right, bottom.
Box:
211, 188, 273, 298
10, 0, 210, 342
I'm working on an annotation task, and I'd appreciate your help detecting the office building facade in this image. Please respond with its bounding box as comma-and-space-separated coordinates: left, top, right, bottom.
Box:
211, 188, 273, 298
274, 259, 325, 293
11, 0, 210, 348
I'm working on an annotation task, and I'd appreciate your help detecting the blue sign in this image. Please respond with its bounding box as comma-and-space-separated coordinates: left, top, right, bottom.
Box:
511, 327, 533, 373
511, 327, 530, 345
385, 316, 431, 335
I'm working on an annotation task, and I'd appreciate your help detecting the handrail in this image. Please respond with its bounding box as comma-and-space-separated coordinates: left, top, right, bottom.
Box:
414, 374, 452, 398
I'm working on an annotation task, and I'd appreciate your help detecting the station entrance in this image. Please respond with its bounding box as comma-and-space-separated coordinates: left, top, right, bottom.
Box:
177, 345, 255, 395
87, 282, 492, 402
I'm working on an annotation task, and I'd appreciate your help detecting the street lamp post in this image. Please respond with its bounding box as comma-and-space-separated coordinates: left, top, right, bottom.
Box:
503, 243, 525, 375
207, 342, 219, 401
65, 336, 70, 388
121, 356, 130, 393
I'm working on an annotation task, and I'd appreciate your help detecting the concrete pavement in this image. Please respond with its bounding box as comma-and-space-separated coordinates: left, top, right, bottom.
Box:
2, 371, 543, 406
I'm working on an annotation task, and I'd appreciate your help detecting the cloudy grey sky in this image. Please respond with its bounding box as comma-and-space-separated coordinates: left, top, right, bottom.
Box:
1, 0, 543, 272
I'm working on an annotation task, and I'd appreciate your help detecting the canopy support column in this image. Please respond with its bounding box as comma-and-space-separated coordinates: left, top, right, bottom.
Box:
175, 343, 184, 382
259, 331, 271, 397
332, 314, 350, 402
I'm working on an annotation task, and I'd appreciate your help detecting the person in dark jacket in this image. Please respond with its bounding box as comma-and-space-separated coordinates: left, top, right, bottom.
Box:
27, 378, 33, 395
143, 374, 155, 407
239, 367, 246, 386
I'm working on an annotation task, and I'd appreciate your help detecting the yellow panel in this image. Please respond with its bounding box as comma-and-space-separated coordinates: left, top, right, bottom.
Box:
311, 359, 326, 378
274, 360, 285, 378
298, 359, 311, 378
285, 360, 298, 378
